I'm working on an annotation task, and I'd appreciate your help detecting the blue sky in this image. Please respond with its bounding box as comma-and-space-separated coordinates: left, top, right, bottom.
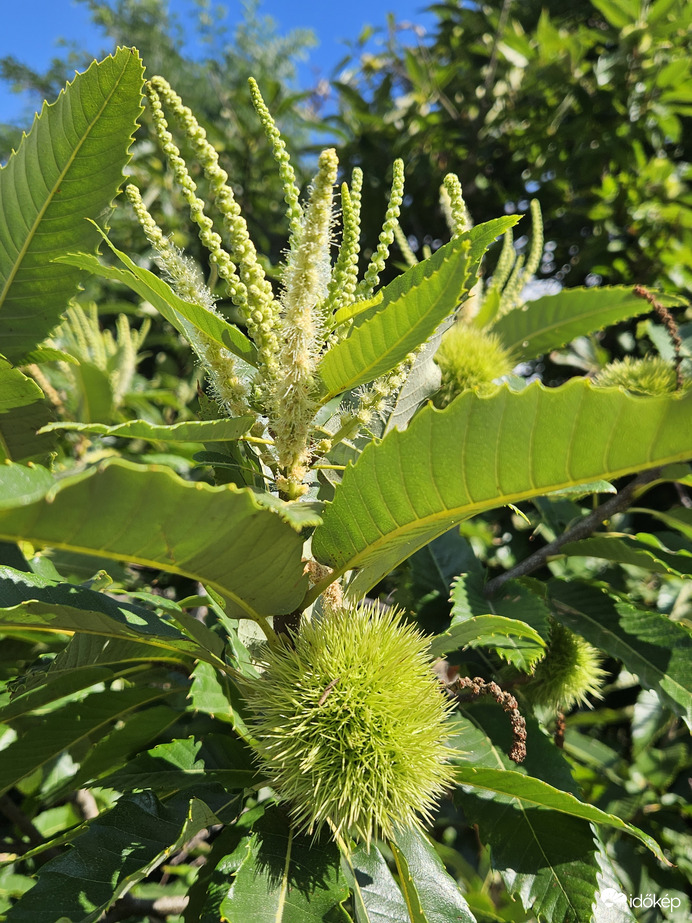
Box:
0, 0, 435, 124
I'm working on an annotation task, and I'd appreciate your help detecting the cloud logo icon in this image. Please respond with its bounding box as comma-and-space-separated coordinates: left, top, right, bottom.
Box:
600, 888, 628, 907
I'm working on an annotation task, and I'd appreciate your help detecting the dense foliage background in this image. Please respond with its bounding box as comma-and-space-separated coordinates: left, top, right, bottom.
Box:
0, 1, 691, 921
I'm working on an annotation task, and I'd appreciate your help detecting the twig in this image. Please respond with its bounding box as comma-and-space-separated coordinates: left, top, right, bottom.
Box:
70, 789, 99, 820
99, 894, 189, 923
554, 712, 566, 749
484, 468, 662, 598
633, 284, 685, 389
448, 676, 527, 763
0, 794, 62, 861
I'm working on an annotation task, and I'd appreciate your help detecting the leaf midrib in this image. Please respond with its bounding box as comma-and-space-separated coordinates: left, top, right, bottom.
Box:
0, 55, 129, 309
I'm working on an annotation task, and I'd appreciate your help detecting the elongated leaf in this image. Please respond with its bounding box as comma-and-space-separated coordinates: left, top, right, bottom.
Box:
389, 828, 476, 923
332, 217, 519, 330
48, 702, 181, 799
460, 792, 602, 923
0, 460, 307, 619
58, 244, 257, 366
95, 733, 257, 795
41, 416, 255, 442
5, 792, 219, 923
319, 234, 472, 400
453, 766, 667, 863
312, 381, 692, 597
561, 533, 692, 576
0, 685, 173, 797
383, 317, 451, 434
450, 573, 551, 635
219, 805, 351, 922
0, 48, 144, 364
429, 614, 546, 669
487, 287, 686, 362
430, 573, 550, 668
549, 580, 692, 728
449, 710, 602, 923
0, 566, 224, 666
0, 361, 55, 463
342, 844, 409, 923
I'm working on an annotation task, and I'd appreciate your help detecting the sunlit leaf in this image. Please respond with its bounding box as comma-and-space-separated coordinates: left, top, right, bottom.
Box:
0, 460, 307, 619
0, 48, 144, 363
313, 381, 692, 597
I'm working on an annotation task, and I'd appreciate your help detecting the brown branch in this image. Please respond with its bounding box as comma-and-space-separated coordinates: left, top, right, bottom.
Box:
0, 794, 62, 861
70, 789, 99, 820
99, 894, 189, 923
633, 284, 685, 389
484, 467, 662, 598
448, 676, 527, 763
554, 712, 566, 749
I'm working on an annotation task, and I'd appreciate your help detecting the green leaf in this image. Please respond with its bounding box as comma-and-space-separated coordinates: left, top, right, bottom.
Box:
342, 844, 410, 923
69, 361, 115, 423
382, 321, 448, 434
430, 574, 550, 668
331, 217, 519, 331
0, 566, 224, 666
48, 702, 181, 799
189, 660, 251, 735
0, 48, 144, 364
430, 615, 546, 669
590, 0, 638, 28
549, 580, 692, 728
389, 828, 476, 923
0, 630, 182, 721
460, 792, 602, 923
40, 416, 256, 443
561, 532, 692, 576
0, 685, 174, 797
0, 464, 54, 509
318, 234, 472, 400
449, 709, 604, 923
488, 287, 686, 362
57, 241, 258, 367
450, 573, 551, 633
218, 805, 351, 922
98, 733, 257, 795
312, 380, 692, 598
5, 792, 220, 923
0, 361, 55, 463
0, 459, 307, 619
453, 766, 668, 863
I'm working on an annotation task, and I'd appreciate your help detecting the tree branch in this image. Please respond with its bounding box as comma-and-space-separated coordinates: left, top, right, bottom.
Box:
99, 894, 189, 923
0, 794, 62, 861
484, 468, 662, 598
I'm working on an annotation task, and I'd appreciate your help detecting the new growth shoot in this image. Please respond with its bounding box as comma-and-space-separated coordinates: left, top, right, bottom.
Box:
128, 76, 410, 499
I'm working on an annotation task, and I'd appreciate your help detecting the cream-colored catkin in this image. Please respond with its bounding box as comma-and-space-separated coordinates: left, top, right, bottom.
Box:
126, 185, 248, 416
324, 183, 360, 317
271, 149, 339, 490
145, 82, 246, 308
248, 77, 303, 247
393, 222, 419, 268
441, 173, 471, 237
358, 159, 405, 297
148, 76, 280, 378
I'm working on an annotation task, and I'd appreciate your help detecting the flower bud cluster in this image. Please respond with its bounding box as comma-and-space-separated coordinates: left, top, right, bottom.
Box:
135, 77, 416, 494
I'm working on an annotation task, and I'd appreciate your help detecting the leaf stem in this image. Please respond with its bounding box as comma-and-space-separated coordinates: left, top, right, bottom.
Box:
483, 467, 662, 597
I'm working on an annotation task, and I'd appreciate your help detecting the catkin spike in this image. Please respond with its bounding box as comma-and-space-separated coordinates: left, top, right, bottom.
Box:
271, 148, 339, 489
248, 77, 303, 246
358, 159, 405, 297
148, 76, 280, 374
442, 173, 471, 237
